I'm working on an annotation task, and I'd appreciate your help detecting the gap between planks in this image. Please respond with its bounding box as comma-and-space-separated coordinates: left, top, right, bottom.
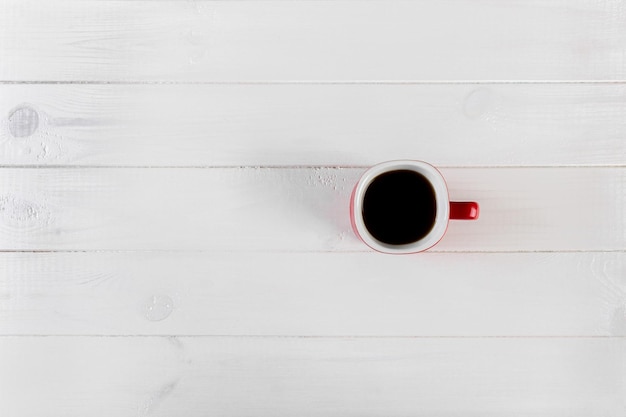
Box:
0, 249, 625, 253
0, 335, 625, 339
2, 81, 626, 85
0, 165, 625, 169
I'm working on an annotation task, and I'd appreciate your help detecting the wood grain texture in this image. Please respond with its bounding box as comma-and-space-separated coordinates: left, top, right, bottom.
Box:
2, 0, 625, 413
2, 0, 625, 81
1, 252, 624, 336
2, 83, 626, 166
0, 167, 622, 251
1, 337, 624, 416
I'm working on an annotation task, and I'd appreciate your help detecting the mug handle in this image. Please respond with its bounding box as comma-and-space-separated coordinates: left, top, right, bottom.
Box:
450, 202, 479, 220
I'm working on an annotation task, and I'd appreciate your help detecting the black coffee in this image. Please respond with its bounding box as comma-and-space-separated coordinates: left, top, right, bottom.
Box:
362, 170, 436, 245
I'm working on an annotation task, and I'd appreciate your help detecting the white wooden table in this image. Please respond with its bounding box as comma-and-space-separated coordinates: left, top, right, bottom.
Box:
1, 1, 625, 415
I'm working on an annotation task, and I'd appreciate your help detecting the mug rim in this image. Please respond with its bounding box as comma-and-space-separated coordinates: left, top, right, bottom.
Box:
351, 160, 450, 254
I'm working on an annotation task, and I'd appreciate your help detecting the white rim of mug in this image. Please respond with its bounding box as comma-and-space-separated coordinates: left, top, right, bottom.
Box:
352, 160, 450, 254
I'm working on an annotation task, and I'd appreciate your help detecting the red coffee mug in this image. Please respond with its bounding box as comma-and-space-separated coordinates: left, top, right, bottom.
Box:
350, 160, 479, 253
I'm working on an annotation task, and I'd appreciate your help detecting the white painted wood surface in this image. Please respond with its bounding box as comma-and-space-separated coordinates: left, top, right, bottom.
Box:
1, 252, 624, 336
1, 0, 625, 414
1, 337, 625, 416
0, 167, 623, 251
1, 84, 626, 166
2, 1, 625, 81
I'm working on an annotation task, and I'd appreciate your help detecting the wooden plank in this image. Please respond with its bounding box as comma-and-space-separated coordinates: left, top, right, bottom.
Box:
1, 1, 625, 81
2, 83, 626, 167
0, 167, 623, 251
0, 337, 624, 416
1, 252, 624, 336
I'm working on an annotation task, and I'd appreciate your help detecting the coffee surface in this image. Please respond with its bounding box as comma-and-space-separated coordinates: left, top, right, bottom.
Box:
362, 170, 437, 245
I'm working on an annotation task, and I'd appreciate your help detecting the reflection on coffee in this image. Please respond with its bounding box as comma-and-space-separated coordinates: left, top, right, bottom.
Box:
362, 170, 436, 245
